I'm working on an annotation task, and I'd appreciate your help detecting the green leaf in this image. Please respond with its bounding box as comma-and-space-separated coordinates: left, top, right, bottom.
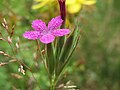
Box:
59, 27, 80, 63
46, 43, 55, 76
56, 26, 80, 79
55, 36, 65, 60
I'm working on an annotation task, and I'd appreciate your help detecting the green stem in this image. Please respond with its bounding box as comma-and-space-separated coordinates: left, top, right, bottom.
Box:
50, 77, 55, 90
50, 84, 55, 90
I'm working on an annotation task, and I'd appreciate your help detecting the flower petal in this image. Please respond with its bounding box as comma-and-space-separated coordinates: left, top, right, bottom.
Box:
52, 29, 70, 36
32, 0, 51, 9
23, 31, 40, 40
79, 0, 96, 5
67, 3, 82, 14
32, 20, 46, 31
48, 16, 63, 30
40, 34, 55, 44
66, 0, 76, 5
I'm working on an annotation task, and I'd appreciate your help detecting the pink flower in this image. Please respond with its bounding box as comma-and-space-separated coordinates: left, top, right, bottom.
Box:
23, 16, 70, 44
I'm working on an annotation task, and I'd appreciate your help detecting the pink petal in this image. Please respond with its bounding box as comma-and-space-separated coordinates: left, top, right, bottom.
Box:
23, 31, 40, 40
48, 16, 63, 30
40, 34, 55, 44
32, 20, 46, 31
52, 29, 70, 36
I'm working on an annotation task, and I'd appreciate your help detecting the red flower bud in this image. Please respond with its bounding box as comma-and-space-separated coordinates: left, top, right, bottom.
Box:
58, 0, 66, 27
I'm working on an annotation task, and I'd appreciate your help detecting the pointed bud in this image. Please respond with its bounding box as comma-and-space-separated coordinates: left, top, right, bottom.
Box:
58, 0, 66, 27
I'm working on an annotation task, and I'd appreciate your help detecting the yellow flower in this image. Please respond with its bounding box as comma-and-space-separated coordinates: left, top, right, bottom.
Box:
66, 0, 96, 14
32, 0, 54, 10
32, 0, 96, 14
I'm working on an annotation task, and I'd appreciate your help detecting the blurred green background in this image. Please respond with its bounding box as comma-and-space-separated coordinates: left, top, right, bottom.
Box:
0, 0, 120, 90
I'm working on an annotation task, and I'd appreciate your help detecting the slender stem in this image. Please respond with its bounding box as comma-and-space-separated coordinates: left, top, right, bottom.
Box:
50, 77, 55, 90
6, 42, 42, 89
51, 0, 67, 88
35, 40, 51, 80
50, 83, 55, 90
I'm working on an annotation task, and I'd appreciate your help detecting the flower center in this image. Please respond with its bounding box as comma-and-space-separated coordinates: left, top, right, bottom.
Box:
40, 28, 51, 36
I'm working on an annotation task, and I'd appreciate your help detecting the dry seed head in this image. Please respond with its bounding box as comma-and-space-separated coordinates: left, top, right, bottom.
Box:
10, 25, 15, 37
9, 59, 17, 63
0, 60, 17, 67
18, 65, 25, 75
0, 51, 10, 57
12, 24, 15, 29
0, 38, 3, 40
41, 49, 45, 54
5, 25, 8, 30
2, 18, 9, 33
0, 37, 5, 41
58, 84, 64, 89
7, 36, 12, 43
3, 18, 7, 25
1, 22, 6, 28
0, 51, 4, 54
11, 73, 23, 79
3, 53, 8, 56
66, 80, 71, 85
0, 62, 7, 66
16, 43, 19, 48
64, 85, 77, 89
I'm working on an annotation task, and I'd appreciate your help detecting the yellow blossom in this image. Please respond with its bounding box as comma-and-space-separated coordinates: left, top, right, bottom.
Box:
32, 0, 96, 14
32, 0, 54, 10
66, 0, 96, 14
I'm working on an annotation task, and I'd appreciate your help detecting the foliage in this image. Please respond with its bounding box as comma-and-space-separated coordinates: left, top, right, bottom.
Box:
0, 0, 120, 90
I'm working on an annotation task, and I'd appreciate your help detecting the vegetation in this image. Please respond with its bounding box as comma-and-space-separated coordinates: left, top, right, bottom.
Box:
0, 0, 120, 90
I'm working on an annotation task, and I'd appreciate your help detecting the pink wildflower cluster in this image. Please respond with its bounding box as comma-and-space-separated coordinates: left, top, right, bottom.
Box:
23, 16, 70, 44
